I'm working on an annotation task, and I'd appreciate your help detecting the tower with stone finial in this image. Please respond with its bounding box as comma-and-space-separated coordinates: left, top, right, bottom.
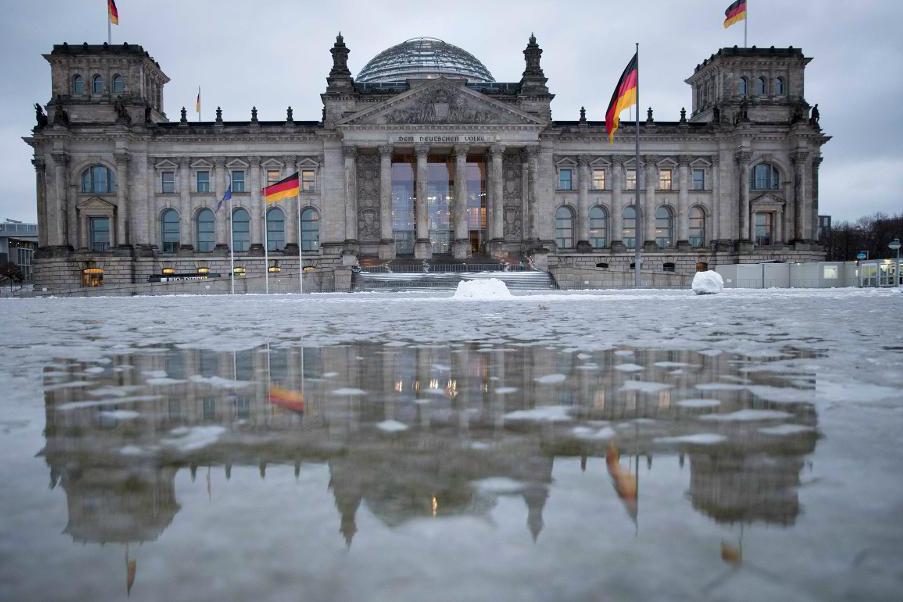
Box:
517, 34, 554, 120
322, 32, 357, 126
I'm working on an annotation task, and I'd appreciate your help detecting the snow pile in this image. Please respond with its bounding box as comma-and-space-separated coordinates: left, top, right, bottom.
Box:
692, 270, 724, 295
453, 278, 513, 299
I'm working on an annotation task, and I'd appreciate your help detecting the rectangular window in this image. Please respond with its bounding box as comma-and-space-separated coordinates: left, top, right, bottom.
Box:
196, 171, 210, 193
558, 168, 573, 191
301, 169, 316, 192
755, 212, 774, 246
161, 171, 175, 194
89, 217, 111, 252
625, 169, 637, 190
266, 169, 281, 186
591, 169, 606, 190
823, 265, 839, 280
692, 168, 706, 190
231, 170, 245, 192
658, 169, 672, 190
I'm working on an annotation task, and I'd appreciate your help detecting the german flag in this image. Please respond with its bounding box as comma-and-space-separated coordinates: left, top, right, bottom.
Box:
723, 0, 747, 28
108, 0, 119, 25
262, 172, 300, 204
269, 387, 304, 414
604, 53, 638, 144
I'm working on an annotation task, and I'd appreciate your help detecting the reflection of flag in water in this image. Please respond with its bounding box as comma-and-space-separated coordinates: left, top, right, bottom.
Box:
721, 541, 742, 565
269, 386, 304, 413
605, 442, 638, 522
126, 558, 136, 595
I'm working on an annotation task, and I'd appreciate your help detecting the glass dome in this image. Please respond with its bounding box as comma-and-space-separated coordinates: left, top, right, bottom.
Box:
356, 37, 494, 84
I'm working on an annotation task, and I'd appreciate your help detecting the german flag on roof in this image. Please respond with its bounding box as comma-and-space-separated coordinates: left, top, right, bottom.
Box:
723, 0, 747, 28
263, 172, 300, 203
604, 53, 638, 144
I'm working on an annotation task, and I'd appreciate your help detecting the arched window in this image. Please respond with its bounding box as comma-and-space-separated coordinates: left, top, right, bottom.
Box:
751, 163, 780, 190
72, 74, 84, 94
80, 165, 115, 193
775, 77, 785, 95
196, 209, 215, 252
589, 205, 608, 249
688, 206, 706, 248
655, 206, 674, 249
555, 206, 575, 249
738, 77, 748, 97
161, 209, 180, 253
756, 76, 767, 95
231, 208, 250, 252
622, 205, 637, 249
92, 74, 104, 94
267, 207, 285, 252
112, 74, 124, 94
300, 207, 320, 251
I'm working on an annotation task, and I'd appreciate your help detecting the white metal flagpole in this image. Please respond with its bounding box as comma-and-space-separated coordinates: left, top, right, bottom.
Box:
298, 186, 304, 295
634, 42, 642, 289
264, 201, 270, 295
744, 1, 748, 47
229, 193, 235, 295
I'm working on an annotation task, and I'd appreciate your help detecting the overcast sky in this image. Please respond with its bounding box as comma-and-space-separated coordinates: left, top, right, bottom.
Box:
1, 0, 901, 224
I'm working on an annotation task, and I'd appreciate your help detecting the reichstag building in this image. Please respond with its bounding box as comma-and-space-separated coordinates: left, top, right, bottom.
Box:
25, 34, 829, 291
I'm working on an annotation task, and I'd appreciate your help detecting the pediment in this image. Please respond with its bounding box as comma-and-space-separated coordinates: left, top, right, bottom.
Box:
190, 158, 213, 169
77, 196, 116, 211
154, 159, 178, 170
226, 158, 250, 169
260, 158, 284, 168
339, 79, 544, 127
751, 192, 785, 207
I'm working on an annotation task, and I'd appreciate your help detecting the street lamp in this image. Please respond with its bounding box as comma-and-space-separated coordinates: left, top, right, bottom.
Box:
889, 238, 901, 287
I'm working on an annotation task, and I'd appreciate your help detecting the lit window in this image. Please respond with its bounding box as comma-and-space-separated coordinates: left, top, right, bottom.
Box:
231, 170, 245, 193
625, 169, 636, 190
161, 209, 180, 253
81, 165, 115, 194
655, 206, 673, 249
301, 169, 317, 192
196, 171, 210, 193
161, 171, 175, 194
267, 208, 285, 251
555, 206, 575, 249
196, 209, 215, 252
301, 207, 320, 251
751, 163, 780, 190
692, 168, 706, 191
755, 212, 774, 246
266, 170, 281, 186
689, 206, 705, 247
658, 169, 672, 190
591, 169, 606, 190
89, 217, 110, 252
112, 74, 124, 94
589, 206, 608, 249
73, 74, 84, 94
232, 208, 250, 252
92, 74, 103, 94
558, 168, 573, 191
622, 206, 636, 249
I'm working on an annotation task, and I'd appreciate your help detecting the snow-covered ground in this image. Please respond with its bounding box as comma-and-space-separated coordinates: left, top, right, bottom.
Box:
0, 287, 901, 601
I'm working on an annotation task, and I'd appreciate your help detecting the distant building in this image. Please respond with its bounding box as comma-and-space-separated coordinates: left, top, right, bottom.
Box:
25, 36, 830, 292
0, 220, 38, 280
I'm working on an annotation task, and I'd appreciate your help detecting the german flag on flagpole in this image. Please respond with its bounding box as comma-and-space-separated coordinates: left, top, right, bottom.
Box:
108, 0, 119, 25
604, 53, 638, 144
723, 0, 747, 28
262, 172, 300, 204
268, 386, 304, 414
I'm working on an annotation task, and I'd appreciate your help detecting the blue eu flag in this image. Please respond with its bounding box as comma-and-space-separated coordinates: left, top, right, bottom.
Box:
216, 185, 232, 212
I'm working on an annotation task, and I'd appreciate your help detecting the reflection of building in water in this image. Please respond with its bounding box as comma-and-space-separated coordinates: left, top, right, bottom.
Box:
41, 343, 818, 546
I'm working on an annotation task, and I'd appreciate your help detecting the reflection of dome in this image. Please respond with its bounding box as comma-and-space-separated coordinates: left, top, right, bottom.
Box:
356, 37, 494, 84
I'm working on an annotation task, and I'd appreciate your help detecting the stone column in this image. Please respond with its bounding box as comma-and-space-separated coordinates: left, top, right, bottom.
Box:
643, 157, 657, 251
32, 157, 48, 247
491, 144, 505, 244
711, 154, 721, 242
414, 144, 431, 259
526, 147, 539, 242
179, 157, 190, 248
576, 155, 590, 250
114, 152, 130, 246
343, 146, 358, 245
286, 155, 298, 247
249, 156, 262, 248
378, 145, 395, 260
213, 157, 227, 248
676, 156, 690, 248
610, 157, 625, 250
736, 151, 752, 244
791, 150, 809, 242
49, 152, 68, 248
452, 144, 470, 259
520, 149, 530, 244
811, 155, 822, 242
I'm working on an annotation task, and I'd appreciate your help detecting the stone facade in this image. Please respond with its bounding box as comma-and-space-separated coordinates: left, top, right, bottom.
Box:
25, 37, 830, 293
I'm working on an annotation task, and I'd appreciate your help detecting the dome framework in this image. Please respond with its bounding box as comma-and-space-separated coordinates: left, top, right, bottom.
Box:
356, 37, 494, 84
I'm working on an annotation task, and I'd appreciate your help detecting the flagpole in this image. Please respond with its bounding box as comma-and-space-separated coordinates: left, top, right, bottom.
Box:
264, 201, 270, 295
744, 1, 748, 47
634, 42, 642, 289
107, 12, 111, 45
197, 87, 201, 123
298, 184, 304, 295
229, 194, 235, 295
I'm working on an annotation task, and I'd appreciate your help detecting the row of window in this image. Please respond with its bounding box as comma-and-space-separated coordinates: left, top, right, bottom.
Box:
557, 167, 708, 192
738, 76, 785, 98
72, 73, 124, 95
553, 205, 707, 250
155, 207, 321, 254
159, 168, 317, 194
